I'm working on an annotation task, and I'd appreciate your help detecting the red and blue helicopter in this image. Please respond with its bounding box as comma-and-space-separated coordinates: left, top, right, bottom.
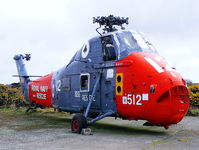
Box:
14, 15, 190, 133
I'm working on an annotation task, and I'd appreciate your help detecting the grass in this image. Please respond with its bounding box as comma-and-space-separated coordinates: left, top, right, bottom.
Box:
0, 107, 71, 131
0, 107, 26, 115
142, 140, 167, 150
0, 107, 167, 135
91, 121, 166, 136
14, 116, 70, 131
0, 107, 71, 117
178, 138, 192, 143
187, 108, 199, 116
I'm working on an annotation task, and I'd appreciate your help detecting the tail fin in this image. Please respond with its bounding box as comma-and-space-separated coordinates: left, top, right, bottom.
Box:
13, 54, 31, 102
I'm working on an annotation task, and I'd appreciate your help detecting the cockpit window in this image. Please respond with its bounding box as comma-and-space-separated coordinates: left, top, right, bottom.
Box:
101, 35, 116, 61
132, 33, 156, 53
133, 33, 150, 49
116, 32, 141, 54
116, 31, 157, 54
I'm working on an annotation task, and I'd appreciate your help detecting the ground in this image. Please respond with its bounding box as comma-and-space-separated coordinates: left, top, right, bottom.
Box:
0, 108, 199, 150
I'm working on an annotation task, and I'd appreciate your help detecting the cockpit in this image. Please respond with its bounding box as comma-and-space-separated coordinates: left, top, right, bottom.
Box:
69, 30, 157, 64
101, 31, 156, 61
99, 30, 157, 61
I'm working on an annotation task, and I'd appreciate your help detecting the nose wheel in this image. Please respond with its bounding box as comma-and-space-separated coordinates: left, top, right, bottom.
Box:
164, 125, 170, 130
71, 114, 87, 133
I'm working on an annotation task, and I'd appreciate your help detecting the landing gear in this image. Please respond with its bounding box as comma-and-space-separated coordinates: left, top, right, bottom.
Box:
164, 125, 170, 130
71, 114, 87, 133
70, 74, 115, 134
26, 102, 44, 112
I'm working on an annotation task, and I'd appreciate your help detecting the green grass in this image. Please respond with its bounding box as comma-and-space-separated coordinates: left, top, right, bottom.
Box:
0, 107, 27, 115
178, 138, 192, 143
186, 108, 199, 116
0, 107, 71, 131
91, 121, 166, 136
14, 116, 70, 131
0, 107, 167, 135
142, 140, 167, 150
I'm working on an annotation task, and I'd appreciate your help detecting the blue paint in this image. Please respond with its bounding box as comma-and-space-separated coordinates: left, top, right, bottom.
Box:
13, 54, 30, 101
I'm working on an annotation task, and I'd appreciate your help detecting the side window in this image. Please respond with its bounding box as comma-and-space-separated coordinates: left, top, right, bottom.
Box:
62, 76, 70, 91
80, 74, 90, 92
101, 35, 116, 61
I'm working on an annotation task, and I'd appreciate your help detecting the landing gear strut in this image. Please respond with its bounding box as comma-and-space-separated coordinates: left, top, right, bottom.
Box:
70, 73, 115, 134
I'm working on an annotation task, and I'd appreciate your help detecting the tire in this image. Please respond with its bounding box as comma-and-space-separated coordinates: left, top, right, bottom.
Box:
71, 114, 87, 133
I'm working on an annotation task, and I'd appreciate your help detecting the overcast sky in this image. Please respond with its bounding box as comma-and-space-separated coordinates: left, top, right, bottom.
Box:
0, 0, 199, 84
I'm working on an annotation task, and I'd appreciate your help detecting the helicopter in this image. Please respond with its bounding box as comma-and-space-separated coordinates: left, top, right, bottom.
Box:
14, 15, 190, 133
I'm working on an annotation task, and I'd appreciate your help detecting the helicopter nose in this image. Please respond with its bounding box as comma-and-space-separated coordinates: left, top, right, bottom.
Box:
157, 86, 189, 105
115, 52, 190, 127
169, 86, 190, 123
149, 85, 190, 125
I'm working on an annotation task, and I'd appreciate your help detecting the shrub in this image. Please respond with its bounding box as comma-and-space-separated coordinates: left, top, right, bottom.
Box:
188, 84, 199, 108
0, 84, 26, 108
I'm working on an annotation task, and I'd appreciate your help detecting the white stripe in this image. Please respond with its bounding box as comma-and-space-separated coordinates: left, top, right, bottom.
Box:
144, 57, 164, 73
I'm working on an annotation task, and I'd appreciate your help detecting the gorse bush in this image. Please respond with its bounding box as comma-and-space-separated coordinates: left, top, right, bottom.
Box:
188, 84, 199, 108
0, 84, 26, 108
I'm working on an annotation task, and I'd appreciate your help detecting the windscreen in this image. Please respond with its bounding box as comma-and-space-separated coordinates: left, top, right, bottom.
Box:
116, 31, 157, 54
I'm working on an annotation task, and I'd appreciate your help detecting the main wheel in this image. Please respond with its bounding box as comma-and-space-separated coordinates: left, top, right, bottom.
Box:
71, 114, 87, 133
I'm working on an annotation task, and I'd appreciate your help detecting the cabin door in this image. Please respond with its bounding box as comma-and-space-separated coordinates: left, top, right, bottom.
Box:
80, 73, 101, 109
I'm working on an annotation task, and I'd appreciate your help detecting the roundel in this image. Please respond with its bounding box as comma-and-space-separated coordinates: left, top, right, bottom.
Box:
81, 42, 89, 58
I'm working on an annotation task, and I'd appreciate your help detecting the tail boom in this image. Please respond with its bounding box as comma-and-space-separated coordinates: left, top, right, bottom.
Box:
13, 54, 31, 102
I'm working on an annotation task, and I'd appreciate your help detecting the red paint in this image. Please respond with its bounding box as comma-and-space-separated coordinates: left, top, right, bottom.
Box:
115, 52, 190, 126
73, 120, 79, 132
29, 73, 53, 107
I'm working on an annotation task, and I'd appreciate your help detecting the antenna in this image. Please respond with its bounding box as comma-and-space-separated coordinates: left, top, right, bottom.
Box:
93, 15, 129, 35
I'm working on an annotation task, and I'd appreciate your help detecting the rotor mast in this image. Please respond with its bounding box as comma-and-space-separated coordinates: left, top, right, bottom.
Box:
93, 15, 129, 35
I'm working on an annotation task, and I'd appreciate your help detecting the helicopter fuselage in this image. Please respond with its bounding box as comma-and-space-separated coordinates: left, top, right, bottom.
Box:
14, 30, 190, 132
